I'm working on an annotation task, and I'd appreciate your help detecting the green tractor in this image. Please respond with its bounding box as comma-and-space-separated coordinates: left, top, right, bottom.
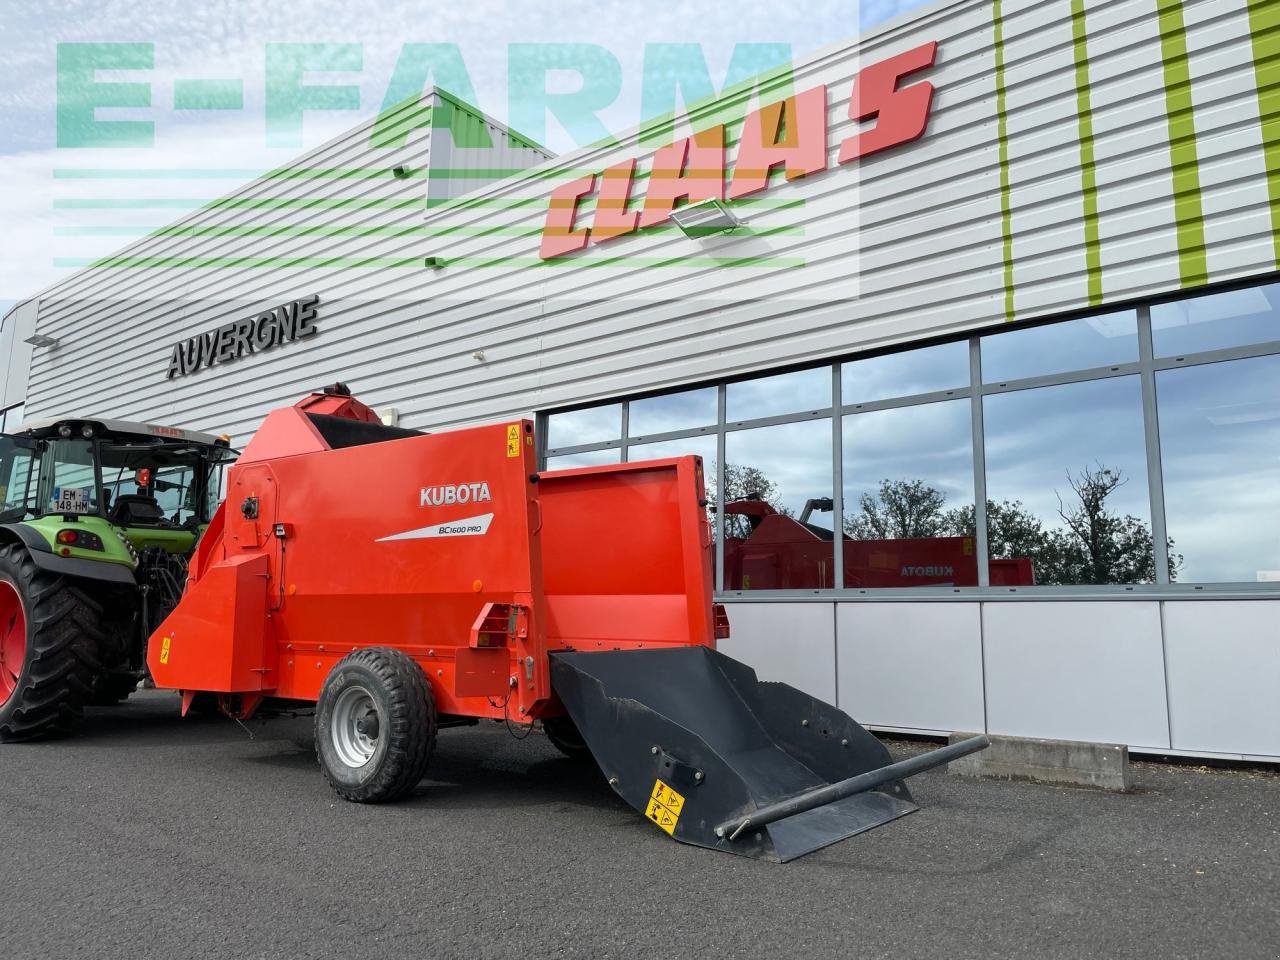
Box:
0, 414, 234, 740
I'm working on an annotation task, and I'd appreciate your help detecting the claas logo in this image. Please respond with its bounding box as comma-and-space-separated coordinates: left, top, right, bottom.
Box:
539, 41, 940, 259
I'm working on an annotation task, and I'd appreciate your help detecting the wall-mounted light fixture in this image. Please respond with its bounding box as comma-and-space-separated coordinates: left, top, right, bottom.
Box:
24, 333, 59, 348
669, 199, 744, 239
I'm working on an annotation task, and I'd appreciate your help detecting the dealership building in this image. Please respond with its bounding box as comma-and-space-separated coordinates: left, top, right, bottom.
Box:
2, 0, 1278, 760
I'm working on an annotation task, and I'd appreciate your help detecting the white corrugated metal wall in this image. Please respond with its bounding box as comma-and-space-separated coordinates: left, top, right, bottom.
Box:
20, 0, 1278, 443
9, 0, 1280, 759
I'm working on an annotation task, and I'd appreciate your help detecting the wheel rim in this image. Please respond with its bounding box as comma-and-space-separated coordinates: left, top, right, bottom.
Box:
0, 580, 27, 705
330, 685, 382, 769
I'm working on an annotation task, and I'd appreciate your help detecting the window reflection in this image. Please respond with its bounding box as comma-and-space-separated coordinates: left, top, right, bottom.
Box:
842, 399, 980, 587
842, 341, 969, 405
1157, 355, 1280, 582
545, 448, 621, 469
722, 419, 833, 589
629, 387, 716, 438
983, 376, 1155, 585
1152, 283, 1280, 356
982, 312, 1138, 382
545, 404, 621, 450
628, 435, 716, 466
726, 367, 830, 423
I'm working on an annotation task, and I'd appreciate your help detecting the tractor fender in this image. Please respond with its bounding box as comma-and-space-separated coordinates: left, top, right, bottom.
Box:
0, 523, 137, 586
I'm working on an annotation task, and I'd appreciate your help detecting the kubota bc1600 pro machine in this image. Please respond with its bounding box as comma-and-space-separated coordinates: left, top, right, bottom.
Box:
147, 386, 986, 862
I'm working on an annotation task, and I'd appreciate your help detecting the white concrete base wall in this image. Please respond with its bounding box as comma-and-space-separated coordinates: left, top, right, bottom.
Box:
1163, 602, 1280, 758
720, 598, 1280, 761
981, 602, 1170, 750
715, 603, 836, 704
836, 603, 985, 734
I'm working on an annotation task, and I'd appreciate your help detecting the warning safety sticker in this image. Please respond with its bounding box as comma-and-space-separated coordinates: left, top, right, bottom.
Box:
646, 778, 685, 836
506, 424, 521, 458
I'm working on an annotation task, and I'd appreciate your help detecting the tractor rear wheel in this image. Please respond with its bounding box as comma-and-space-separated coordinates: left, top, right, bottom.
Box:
315, 647, 436, 803
0, 543, 103, 741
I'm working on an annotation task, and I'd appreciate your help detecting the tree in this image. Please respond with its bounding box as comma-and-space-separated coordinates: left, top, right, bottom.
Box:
845, 479, 948, 539
708, 462, 791, 539
846, 466, 1181, 585
941, 498, 1056, 564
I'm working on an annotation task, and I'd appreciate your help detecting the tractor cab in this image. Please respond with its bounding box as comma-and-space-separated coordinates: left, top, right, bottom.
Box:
1, 416, 234, 559
0, 416, 235, 735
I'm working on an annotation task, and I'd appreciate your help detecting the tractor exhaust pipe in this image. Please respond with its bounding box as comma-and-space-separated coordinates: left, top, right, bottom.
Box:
715, 735, 991, 841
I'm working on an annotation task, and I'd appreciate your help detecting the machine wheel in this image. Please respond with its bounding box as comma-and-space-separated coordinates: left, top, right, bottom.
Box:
543, 714, 591, 759
0, 543, 103, 741
315, 647, 436, 803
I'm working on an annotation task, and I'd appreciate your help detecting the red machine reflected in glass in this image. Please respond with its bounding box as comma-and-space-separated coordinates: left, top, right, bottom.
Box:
720, 497, 1034, 590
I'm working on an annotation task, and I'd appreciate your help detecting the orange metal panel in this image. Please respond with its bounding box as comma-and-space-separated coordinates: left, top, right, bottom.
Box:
149, 552, 274, 692
149, 393, 718, 726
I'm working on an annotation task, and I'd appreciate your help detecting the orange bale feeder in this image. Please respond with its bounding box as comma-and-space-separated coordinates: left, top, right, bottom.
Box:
149, 385, 986, 861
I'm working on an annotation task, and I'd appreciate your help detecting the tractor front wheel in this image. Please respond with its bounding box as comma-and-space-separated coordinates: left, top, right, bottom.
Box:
0, 543, 103, 741
315, 648, 436, 803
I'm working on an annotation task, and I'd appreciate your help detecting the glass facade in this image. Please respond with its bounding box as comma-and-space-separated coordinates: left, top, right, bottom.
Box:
0, 404, 23, 433
542, 279, 1280, 593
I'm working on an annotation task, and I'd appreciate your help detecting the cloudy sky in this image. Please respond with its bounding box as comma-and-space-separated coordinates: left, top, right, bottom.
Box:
0, 0, 927, 312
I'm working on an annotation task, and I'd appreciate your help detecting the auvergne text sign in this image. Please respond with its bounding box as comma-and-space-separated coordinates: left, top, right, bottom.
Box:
166, 295, 320, 379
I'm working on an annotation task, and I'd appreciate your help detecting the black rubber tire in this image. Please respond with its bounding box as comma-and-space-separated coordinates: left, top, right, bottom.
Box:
0, 543, 104, 742
315, 648, 436, 803
89, 671, 139, 707
544, 714, 591, 759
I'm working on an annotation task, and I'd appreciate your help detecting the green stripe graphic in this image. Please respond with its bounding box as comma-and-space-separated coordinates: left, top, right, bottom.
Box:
1247, 0, 1280, 267
1071, 0, 1103, 306
992, 0, 1015, 321
1156, 0, 1209, 288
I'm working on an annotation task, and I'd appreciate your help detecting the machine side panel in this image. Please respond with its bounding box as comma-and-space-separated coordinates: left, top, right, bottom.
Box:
538, 455, 714, 651
259, 421, 545, 714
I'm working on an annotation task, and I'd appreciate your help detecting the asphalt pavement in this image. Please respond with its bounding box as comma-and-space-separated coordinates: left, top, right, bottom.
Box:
0, 690, 1276, 960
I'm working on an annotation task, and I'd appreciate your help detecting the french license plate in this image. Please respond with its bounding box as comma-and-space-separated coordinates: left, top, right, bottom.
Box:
51, 486, 92, 514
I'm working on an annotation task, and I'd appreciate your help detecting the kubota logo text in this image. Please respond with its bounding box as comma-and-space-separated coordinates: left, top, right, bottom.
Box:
420, 482, 493, 507
901, 565, 954, 578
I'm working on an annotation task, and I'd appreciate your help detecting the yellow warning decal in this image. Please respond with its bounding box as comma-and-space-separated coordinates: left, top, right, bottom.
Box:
646, 778, 685, 836
506, 424, 521, 458
159, 636, 172, 665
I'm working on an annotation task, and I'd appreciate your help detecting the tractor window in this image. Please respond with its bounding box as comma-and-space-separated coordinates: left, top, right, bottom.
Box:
44, 440, 98, 515
0, 438, 37, 516
99, 445, 217, 526
149, 463, 199, 524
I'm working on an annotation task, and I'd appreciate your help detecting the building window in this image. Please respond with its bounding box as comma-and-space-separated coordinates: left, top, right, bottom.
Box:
0, 404, 23, 434
981, 311, 1138, 382
983, 376, 1154, 585
546, 448, 622, 469
841, 398, 976, 587
628, 387, 716, 439
842, 341, 968, 404
726, 367, 829, 422
538, 277, 1280, 594
1151, 283, 1280, 357
545, 403, 621, 453
1157, 354, 1280, 583
723, 419, 833, 590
